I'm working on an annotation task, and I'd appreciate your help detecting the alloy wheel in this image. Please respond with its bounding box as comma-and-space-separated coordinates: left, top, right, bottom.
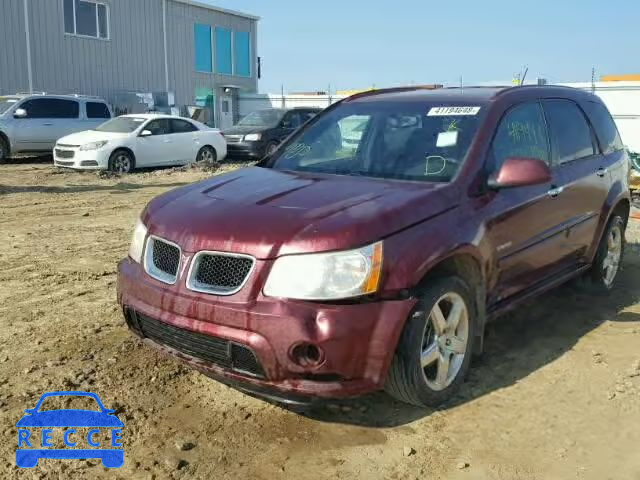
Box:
198, 147, 214, 163
113, 153, 131, 173
603, 223, 622, 287
420, 292, 469, 391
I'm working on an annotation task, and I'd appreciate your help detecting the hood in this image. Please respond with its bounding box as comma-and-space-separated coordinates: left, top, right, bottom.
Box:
57, 130, 129, 145
144, 167, 459, 259
222, 125, 272, 136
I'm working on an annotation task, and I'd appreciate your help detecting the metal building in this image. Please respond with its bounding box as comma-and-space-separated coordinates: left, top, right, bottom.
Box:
0, 0, 259, 128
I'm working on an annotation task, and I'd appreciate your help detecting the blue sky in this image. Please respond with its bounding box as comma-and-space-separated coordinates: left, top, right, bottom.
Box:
204, 0, 639, 93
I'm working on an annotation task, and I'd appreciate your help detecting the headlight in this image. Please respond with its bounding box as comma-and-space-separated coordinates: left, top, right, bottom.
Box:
244, 133, 261, 141
80, 140, 108, 151
128, 219, 148, 263
263, 241, 383, 300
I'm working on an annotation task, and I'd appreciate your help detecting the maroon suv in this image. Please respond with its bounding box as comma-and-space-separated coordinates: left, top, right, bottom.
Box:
117, 86, 630, 407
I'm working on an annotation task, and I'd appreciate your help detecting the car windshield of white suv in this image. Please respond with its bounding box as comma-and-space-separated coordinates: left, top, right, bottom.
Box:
95, 116, 146, 133
267, 101, 485, 183
0, 97, 20, 115
237, 109, 286, 127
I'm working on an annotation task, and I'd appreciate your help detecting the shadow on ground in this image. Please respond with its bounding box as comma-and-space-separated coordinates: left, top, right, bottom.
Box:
275, 241, 640, 428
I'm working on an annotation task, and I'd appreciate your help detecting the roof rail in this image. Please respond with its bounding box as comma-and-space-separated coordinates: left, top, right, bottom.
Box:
15, 91, 47, 95
343, 85, 443, 102
14, 92, 104, 99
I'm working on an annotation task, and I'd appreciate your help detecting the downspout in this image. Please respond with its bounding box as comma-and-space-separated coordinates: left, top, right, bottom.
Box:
162, 0, 169, 92
23, 0, 33, 93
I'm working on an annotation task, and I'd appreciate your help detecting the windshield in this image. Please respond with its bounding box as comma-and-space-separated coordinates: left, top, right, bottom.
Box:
95, 116, 146, 133
267, 101, 485, 183
237, 109, 286, 127
0, 97, 20, 115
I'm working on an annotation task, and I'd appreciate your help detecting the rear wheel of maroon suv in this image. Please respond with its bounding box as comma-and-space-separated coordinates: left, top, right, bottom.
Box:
588, 214, 626, 290
386, 276, 476, 407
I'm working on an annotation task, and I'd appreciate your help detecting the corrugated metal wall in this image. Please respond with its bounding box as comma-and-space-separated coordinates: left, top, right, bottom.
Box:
0, 0, 30, 93
1, 0, 258, 113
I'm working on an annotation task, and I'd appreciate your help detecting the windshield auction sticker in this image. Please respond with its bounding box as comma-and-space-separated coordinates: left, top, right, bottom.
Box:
427, 106, 481, 116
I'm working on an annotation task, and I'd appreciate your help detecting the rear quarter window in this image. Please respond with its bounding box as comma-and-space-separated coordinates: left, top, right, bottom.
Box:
86, 102, 111, 119
583, 101, 624, 154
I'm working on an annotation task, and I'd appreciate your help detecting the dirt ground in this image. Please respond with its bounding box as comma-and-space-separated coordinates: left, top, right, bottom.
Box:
1, 161, 639, 480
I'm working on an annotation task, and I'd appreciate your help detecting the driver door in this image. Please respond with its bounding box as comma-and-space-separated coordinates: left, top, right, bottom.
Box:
483, 101, 573, 303
136, 119, 173, 166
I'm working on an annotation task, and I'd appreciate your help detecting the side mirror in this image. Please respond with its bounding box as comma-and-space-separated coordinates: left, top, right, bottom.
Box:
139, 129, 152, 137
13, 108, 27, 118
488, 157, 552, 189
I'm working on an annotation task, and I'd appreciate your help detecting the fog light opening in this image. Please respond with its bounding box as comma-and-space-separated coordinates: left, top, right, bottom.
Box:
291, 343, 324, 367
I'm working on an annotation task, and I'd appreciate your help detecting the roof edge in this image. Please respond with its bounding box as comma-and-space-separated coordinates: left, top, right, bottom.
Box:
169, 0, 260, 21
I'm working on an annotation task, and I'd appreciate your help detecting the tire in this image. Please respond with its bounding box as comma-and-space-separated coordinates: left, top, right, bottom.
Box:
196, 145, 217, 164
0, 136, 8, 164
265, 141, 279, 156
108, 149, 134, 174
385, 276, 477, 407
588, 214, 625, 291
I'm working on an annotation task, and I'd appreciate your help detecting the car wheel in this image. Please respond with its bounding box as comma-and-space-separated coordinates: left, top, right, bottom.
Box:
0, 137, 8, 164
108, 150, 134, 174
265, 141, 279, 156
588, 214, 626, 290
385, 276, 476, 407
196, 145, 217, 164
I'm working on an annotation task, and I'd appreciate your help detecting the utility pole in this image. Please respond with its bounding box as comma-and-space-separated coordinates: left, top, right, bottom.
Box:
591, 67, 596, 94
460, 75, 463, 93
281, 84, 285, 108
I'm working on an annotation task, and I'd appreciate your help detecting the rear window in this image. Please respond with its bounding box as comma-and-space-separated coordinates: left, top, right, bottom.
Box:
267, 101, 485, 183
170, 119, 198, 133
542, 100, 595, 164
86, 102, 111, 119
583, 101, 624, 154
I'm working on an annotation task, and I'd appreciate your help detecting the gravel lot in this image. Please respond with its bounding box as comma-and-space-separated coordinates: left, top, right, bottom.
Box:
1, 161, 639, 480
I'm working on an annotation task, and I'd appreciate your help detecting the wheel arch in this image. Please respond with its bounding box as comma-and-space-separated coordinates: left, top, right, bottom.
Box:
0, 130, 10, 153
413, 250, 487, 355
109, 147, 136, 167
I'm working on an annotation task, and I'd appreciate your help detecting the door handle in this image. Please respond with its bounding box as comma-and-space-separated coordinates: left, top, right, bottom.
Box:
43, 122, 53, 126
596, 167, 607, 177
547, 186, 564, 198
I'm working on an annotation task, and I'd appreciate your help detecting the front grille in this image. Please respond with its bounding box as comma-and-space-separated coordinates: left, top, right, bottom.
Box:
127, 311, 264, 378
56, 143, 79, 148
224, 135, 243, 143
55, 160, 74, 166
144, 236, 181, 284
187, 252, 254, 295
55, 149, 75, 159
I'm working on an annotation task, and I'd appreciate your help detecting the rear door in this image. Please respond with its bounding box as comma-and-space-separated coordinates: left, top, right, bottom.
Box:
484, 101, 573, 302
12, 98, 80, 151
541, 99, 608, 263
169, 119, 200, 164
279, 111, 303, 141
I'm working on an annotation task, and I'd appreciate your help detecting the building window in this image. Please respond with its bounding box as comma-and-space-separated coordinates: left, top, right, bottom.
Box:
194, 24, 213, 73
64, 0, 109, 39
215, 27, 232, 75
234, 31, 251, 77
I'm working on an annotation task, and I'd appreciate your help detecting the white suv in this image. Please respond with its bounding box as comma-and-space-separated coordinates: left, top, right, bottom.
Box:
0, 93, 112, 163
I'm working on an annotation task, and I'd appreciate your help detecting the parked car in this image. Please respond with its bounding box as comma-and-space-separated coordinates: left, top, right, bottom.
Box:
53, 114, 226, 173
117, 86, 630, 407
630, 150, 640, 199
0, 93, 112, 163
223, 107, 321, 159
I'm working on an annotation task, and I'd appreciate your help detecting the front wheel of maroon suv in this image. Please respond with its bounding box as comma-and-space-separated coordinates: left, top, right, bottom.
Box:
385, 276, 477, 407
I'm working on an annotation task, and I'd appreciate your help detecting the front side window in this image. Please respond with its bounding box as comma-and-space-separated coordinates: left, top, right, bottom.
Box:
583, 101, 624, 154
542, 99, 595, 164
489, 102, 549, 172
86, 102, 110, 119
95, 116, 146, 133
144, 119, 171, 136
267, 101, 485, 183
20, 98, 79, 119
64, 0, 109, 39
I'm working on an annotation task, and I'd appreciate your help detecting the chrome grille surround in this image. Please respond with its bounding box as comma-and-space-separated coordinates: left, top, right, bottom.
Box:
186, 251, 255, 295
143, 235, 182, 285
